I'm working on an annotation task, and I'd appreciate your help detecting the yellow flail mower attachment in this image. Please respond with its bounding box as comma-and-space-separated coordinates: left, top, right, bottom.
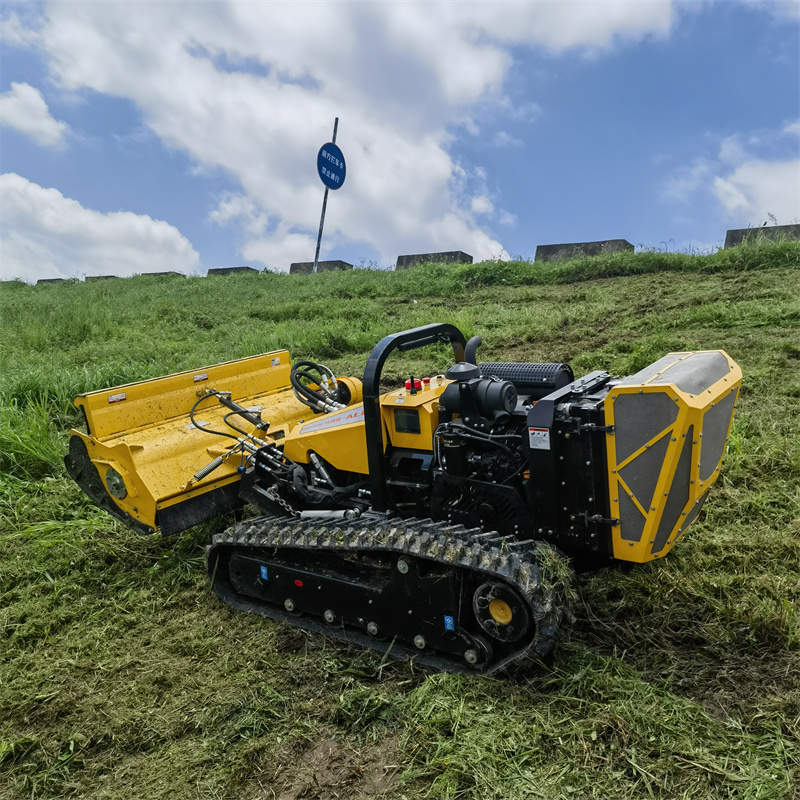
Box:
65, 350, 363, 535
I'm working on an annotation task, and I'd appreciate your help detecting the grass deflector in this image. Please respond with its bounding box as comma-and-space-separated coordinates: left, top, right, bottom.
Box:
65, 322, 742, 674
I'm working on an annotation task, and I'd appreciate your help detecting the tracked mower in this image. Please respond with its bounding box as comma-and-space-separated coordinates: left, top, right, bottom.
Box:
66, 324, 741, 674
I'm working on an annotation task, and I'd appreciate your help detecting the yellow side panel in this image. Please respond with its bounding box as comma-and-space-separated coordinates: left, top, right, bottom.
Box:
604, 350, 742, 563
283, 405, 369, 474
380, 382, 448, 450
282, 379, 448, 474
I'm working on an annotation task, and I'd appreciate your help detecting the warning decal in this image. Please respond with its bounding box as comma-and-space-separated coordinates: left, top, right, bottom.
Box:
528, 427, 551, 451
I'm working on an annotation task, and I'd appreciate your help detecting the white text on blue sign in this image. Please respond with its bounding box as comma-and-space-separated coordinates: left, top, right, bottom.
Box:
322, 149, 343, 170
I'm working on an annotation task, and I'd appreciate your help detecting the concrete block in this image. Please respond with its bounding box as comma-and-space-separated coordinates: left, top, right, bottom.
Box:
143, 271, 184, 278
535, 239, 634, 262
37, 278, 66, 284
289, 260, 354, 274
206, 266, 260, 276
86, 275, 120, 281
724, 225, 800, 249
395, 251, 473, 270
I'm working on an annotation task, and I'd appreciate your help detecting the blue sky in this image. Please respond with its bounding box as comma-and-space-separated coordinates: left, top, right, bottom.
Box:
1, 0, 798, 282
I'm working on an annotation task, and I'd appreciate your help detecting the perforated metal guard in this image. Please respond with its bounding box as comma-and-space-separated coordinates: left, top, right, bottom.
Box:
478, 362, 573, 398
613, 392, 679, 464
605, 350, 742, 563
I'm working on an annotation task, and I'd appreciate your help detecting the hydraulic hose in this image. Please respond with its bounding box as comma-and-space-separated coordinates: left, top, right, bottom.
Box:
290, 360, 346, 412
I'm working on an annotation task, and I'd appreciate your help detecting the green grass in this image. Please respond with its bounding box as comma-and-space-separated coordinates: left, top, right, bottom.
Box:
1, 240, 799, 799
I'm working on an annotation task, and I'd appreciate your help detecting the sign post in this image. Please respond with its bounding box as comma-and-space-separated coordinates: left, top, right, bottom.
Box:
313, 118, 346, 273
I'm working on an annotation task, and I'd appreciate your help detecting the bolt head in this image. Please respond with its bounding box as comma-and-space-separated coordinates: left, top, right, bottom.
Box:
396, 558, 409, 574
367, 621, 379, 636
323, 609, 336, 623
413, 635, 426, 650
464, 649, 479, 665
284, 599, 295, 612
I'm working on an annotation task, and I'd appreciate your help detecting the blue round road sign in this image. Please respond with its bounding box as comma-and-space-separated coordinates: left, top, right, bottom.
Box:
317, 142, 346, 190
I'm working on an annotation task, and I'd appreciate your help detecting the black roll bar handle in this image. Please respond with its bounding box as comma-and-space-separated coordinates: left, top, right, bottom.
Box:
362, 323, 467, 511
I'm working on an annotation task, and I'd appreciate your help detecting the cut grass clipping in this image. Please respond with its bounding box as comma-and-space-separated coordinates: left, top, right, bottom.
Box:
1, 240, 798, 799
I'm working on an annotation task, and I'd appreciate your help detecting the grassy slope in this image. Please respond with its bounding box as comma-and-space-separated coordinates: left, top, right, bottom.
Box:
1, 242, 798, 800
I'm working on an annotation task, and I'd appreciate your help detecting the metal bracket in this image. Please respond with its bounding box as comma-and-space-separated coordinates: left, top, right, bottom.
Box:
573, 511, 619, 526
576, 422, 615, 434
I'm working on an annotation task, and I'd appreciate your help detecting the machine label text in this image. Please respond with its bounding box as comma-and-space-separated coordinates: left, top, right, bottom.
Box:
301, 406, 365, 434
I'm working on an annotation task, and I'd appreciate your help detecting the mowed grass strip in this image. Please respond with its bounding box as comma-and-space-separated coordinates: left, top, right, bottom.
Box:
1, 241, 798, 799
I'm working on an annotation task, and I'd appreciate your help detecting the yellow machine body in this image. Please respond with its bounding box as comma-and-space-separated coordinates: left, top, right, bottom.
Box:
244, 377, 448, 474
67, 342, 740, 568
63, 322, 744, 675
604, 350, 742, 563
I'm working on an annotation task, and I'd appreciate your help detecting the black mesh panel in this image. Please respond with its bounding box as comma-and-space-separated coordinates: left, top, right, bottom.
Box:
619, 432, 671, 514
613, 392, 679, 464
651, 426, 693, 554
618, 491, 646, 543
699, 390, 737, 481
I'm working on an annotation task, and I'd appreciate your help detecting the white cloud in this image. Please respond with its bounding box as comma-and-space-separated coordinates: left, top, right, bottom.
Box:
661, 119, 800, 226
498, 210, 518, 227
0, 82, 68, 148
714, 159, 800, 224
718, 135, 748, 166
492, 131, 523, 148
471, 195, 494, 215
0, 11, 42, 48
210, 194, 268, 237
241, 230, 319, 271
661, 159, 714, 203
734, 0, 800, 19
505, 101, 543, 123
3, 2, 681, 271
0, 173, 200, 282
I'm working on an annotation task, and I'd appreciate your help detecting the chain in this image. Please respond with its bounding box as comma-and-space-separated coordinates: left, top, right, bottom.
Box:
264, 485, 301, 518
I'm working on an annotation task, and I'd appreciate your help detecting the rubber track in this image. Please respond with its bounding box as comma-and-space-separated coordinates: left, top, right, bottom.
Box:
207, 513, 570, 675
